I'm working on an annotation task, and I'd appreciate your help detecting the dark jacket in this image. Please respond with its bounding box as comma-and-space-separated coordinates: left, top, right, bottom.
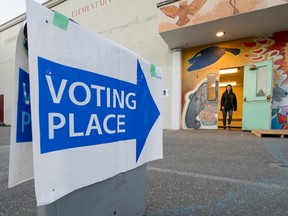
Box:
220, 91, 237, 111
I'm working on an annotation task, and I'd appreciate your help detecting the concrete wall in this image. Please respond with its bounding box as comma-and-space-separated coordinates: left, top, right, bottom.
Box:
0, 0, 173, 129
0, 24, 21, 124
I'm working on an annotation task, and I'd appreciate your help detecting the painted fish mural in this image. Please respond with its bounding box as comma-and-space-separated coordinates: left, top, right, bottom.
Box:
187, 46, 240, 71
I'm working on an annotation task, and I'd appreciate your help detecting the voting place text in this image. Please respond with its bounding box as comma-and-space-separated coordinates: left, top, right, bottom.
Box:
38, 57, 160, 161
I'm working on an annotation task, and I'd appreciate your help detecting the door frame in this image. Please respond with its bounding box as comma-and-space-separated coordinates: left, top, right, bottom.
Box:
0, 95, 3, 123
218, 67, 244, 129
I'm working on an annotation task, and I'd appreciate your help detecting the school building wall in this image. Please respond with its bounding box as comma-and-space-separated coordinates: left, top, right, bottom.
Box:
0, 24, 21, 125
0, 0, 174, 129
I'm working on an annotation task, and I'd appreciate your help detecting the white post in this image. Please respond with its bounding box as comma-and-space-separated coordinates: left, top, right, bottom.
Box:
171, 49, 182, 130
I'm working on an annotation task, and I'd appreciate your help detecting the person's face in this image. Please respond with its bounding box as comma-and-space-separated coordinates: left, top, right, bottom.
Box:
227, 85, 231, 91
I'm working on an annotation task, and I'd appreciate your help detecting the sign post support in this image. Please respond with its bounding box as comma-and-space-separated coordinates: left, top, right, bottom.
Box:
38, 165, 147, 216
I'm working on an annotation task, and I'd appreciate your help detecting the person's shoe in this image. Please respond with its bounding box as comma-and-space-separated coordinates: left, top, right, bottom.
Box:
227, 126, 231, 130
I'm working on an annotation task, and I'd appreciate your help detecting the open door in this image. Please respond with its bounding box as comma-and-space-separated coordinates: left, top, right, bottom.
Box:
242, 60, 273, 130
218, 67, 244, 128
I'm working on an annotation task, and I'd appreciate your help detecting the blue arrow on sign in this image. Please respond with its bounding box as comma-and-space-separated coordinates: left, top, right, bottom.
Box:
38, 57, 160, 162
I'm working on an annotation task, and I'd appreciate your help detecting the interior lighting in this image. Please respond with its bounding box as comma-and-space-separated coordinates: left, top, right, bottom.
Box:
219, 68, 238, 74
219, 82, 237, 87
216, 31, 225, 37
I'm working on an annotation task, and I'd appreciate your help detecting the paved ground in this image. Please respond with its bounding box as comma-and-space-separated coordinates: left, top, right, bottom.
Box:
145, 129, 288, 216
0, 127, 288, 216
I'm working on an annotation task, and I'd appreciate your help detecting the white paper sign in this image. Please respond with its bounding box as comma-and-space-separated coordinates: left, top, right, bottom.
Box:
9, 0, 163, 206
8, 24, 34, 188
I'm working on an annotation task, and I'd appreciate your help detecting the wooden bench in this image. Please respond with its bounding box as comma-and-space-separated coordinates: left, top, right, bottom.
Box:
251, 129, 288, 138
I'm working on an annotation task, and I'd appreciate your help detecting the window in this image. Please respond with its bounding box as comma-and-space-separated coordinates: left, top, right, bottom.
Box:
256, 66, 267, 97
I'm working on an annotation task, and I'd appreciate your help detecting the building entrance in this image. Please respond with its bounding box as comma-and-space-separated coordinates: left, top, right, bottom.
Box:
218, 67, 244, 129
0, 95, 4, 123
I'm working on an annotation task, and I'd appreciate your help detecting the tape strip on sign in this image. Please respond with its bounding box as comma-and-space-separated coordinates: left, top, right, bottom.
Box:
52, 12, 69, 31
150, 64, 156, 77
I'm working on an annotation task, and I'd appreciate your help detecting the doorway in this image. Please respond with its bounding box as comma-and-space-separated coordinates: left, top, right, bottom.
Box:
0, 95, 3, 123
218, 67, 244, 128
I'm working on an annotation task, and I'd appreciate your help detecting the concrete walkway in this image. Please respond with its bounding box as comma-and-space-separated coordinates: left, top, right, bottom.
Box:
1, 127, 288, 216
145, 129, 288, 216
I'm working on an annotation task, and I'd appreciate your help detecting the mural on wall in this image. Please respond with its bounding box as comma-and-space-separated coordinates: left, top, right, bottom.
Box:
241, 31, 288, 130
182, 78, 218, 129
160, 0, 207, 26
159, 0, 288, 32
229, 0, 239, 14
182, 30, 288, 130
187, 46, 240, 71
160, 0, 240, 27
182, 45, 241, 129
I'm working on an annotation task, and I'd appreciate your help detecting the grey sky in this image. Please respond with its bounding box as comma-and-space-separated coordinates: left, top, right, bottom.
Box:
0, 0, 47, 25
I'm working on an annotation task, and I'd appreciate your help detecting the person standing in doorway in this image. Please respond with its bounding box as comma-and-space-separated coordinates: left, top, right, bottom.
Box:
220, 84, 237, 129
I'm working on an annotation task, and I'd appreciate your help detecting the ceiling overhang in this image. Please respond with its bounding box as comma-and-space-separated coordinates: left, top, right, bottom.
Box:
159, 4, 288, 50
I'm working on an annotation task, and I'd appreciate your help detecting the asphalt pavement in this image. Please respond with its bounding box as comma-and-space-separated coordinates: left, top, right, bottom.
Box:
0, 127, 288, 216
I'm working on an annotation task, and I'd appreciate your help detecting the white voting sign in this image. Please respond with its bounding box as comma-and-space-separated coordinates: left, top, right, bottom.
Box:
8, 24, 34, 188
9, 0, 162, 206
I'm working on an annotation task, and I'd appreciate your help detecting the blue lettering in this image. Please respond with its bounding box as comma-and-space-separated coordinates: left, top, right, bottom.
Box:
38, 57, 160, 162
22, 111, 31, 133
16, 69, 32, 143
